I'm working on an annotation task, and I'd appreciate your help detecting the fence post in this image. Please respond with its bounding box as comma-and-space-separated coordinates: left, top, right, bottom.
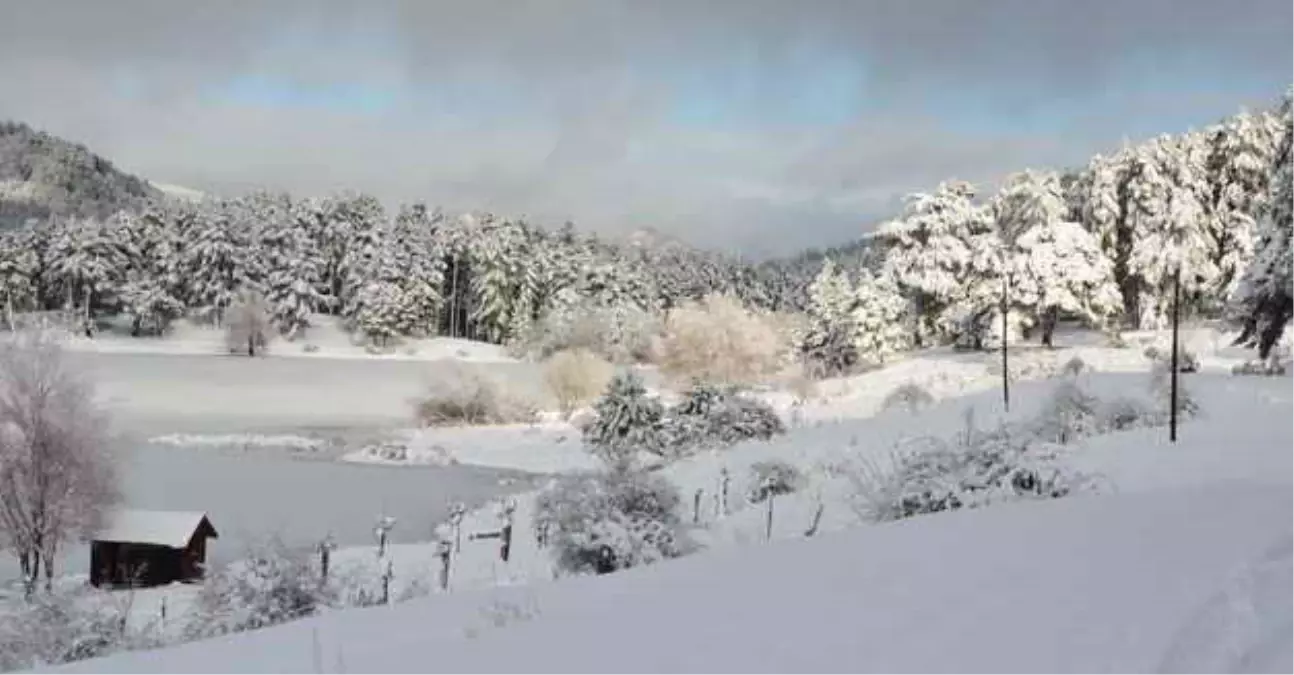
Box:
500, 500, 516, 563
804, 501, 825, 537
448, 503, 466, 553
718, 468, 731, 518
380, 559, 393, 605
764, 478, 776, 541
435, 539, 452, 592
318, 534, 336, 583
375, 515, 396, 558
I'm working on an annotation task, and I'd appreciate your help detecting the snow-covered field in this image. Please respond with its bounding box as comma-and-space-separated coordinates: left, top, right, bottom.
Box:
44, 326, 1294, 673
61, 314, 517, 365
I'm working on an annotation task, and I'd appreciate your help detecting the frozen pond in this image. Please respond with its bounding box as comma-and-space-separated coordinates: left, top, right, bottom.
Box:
0, 352, 551, 583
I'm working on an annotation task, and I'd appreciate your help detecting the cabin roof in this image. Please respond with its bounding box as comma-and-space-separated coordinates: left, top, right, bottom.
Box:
94, 509, 218, 548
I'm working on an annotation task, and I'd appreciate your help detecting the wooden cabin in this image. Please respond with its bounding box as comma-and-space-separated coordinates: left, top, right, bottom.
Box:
90, 509, 218, 588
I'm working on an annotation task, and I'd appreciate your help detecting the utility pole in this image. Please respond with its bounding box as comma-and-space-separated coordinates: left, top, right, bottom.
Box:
1001, 273, 1010, 412
1170, 266, 1181, 443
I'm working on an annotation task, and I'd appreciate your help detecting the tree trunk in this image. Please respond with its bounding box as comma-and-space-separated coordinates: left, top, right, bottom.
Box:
1040, 307, 1059, 348
248, 333, 256, 357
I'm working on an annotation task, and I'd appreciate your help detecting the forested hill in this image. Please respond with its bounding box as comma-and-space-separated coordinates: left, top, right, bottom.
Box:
0, 121, 159, 228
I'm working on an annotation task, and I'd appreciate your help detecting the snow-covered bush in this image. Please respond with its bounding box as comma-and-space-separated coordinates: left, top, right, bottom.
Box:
1032, 380, 1104, 444
845, 424, 1099, 524
747, 460, 803, 503
512, 293, 659, 364
655, 294, 787, 387
533, 469, 691, 575
183, 539, 327, 640
1061, 355, 1090, 376
987, 350, 1061, 381
659, 381, 785, 456
1232, 353, 1289, 376
0, 587, 153, 671
1148, 364, 1201, 418
880, 382, 935, 413
583, 372, 666, 468
543, 348, 614, 419
1099, 395, 1156, 431
1143, 345, 1200, 373
413, 363, 536, 427
224, 288, 272, 356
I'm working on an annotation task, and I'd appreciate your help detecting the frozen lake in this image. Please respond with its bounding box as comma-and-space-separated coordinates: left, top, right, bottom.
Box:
1, 351, 551, 582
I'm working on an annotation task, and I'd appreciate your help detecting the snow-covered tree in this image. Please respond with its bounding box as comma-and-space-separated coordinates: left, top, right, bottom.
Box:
388, 203, 445, 337
1205, 109, 1281, 302
1231, 93, 1293, 358
800, 259, 859, 375
0, 331, 117, 594
876, 181, 992, 344
47, 217, 128, 323
850, 268, 910, 363
583, 372, 665, 469
991, 171, 1121, 346
182, 202, 247, 325
1124, 138, 1214, 328
0, 230, 38, 327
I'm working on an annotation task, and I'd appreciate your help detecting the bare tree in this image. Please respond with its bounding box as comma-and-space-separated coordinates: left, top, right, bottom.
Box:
0, 330, 118, 595
225, 288, 273, 357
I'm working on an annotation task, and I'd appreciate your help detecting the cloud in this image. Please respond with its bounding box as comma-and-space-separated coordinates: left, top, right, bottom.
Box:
0, 0, 1288, 255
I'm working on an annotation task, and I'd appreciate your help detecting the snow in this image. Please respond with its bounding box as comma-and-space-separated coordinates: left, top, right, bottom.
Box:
59, 314, 517, 364
341, 423, 601, 474
59, 483, 1292, 673
23, 327, 1294, 672
94, 510, 214, 549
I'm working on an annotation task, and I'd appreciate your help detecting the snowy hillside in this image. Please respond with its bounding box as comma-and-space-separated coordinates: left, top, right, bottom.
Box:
60, 484, 1291, 673
51, 349, 1294, 672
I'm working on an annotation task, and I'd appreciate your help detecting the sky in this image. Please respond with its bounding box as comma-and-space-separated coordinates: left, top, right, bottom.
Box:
0, 1, 1290, 257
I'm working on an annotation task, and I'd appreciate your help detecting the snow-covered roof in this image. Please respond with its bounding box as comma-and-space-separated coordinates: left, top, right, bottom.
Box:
94, 509, 218, 549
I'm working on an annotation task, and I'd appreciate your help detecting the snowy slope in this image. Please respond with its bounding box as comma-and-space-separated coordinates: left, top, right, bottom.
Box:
59, 482, 1291, 673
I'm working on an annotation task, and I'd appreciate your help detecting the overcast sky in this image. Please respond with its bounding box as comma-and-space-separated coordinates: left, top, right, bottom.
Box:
1, 1, 1289, 256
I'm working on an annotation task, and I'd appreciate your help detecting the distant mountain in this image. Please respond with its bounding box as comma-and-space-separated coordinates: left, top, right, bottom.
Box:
149, 181, 206, 203
0, 121, 160, 228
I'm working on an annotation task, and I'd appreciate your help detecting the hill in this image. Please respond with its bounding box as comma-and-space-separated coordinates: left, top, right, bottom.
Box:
0, 121, 160, 228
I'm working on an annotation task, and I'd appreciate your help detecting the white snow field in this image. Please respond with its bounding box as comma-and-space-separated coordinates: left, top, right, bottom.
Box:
51, 332, 1294, 673
60, 484, 1292, 673
61, 313, 517, 364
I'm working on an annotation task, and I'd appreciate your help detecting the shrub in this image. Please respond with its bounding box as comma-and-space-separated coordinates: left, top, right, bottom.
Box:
583, 372, 666, 468
511, 293, 659, 364
881, 382, 935, 413
988, 351, 1060, 381
1099, 395, 1156, 431
1148, 364, 1201, 419
655, 294, 787, 387
747, 460, 803, 503
543, 348, 615, 419
183, 539, 326, 640
224, 288, 272, 357
1032, 380, 1104, 444
659, 381, 785, 456
533, 470, 691, 575
0, 587, 152, 670
1061, 355, 1090, 376
1143, 345, 1199, 373
1232, 355, 1289, 376
845, 425, 1099, 524
413, 364, 536, 427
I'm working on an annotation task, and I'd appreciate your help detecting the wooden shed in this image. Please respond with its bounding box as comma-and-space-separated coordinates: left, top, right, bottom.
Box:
90, 510, 218, 588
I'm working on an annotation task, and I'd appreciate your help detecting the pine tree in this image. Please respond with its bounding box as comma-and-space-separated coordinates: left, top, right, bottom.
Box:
992, 171, 1120, 346
875, 181, 991, 345
259, 200, 326, 339
800, 259, 859, 375
583, 372, 665, 468
850, 268, 910, 364
47, 216, 129, 324
1206, 109, 1281, 302
1231, 93, 1293, 358
182, 201, 246, 325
